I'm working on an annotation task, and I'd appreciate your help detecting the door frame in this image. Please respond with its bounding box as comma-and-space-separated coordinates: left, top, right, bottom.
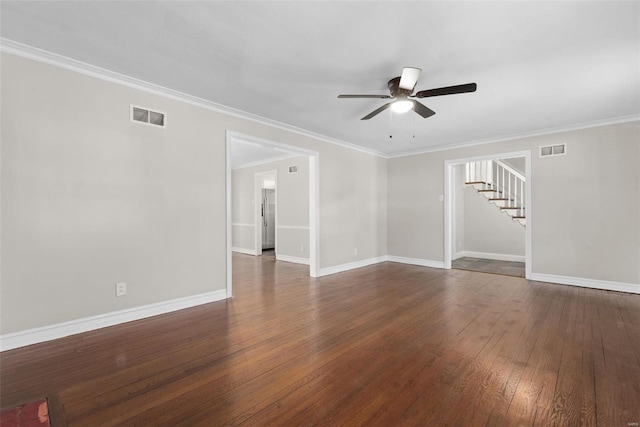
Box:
443, 150, 532, 279
254, 170, 277, 255
226, 130, 320, 298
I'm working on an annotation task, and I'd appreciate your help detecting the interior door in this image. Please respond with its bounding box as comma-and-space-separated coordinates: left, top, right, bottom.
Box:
261, 189, 276, 249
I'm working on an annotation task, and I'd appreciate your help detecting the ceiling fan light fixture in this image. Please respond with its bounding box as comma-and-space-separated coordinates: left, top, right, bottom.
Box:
391, 99, 414, 114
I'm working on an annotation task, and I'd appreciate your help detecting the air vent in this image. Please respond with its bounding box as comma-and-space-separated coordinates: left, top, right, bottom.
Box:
288, 165, 298, 173
540, 143, 566, 157
131, 105, 166, 128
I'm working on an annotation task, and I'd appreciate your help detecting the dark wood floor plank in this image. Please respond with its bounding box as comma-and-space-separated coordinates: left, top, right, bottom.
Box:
1, 254, 639, 426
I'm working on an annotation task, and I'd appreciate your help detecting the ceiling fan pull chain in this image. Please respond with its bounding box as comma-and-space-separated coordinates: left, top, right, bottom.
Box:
389, 109, 393, 139
413, 113, 416, 139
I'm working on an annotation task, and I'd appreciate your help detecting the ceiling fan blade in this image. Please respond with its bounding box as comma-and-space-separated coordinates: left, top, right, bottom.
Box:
361, 103, 392, 120
399, 67, 422, 91
413, 101, 436, 118
338, 94, 393, 99
415, 83, 477, 98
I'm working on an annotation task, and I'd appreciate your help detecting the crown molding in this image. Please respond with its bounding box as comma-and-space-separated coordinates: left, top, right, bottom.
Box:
2, 38, 638, 161
388, 114, 640, 159
0, 38, 387, 159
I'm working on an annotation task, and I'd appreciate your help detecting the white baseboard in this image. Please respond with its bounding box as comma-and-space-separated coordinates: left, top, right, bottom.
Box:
0, 290, 228, 352
318, 256, 388, 277
456, 251, 525, 263
232, 247, 257, 256
386, 256, 446, 269
276, 254, 310, 265
529, 273, 639, 295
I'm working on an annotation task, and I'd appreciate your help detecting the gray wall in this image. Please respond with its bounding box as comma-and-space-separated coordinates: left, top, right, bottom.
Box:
232, 156, 310, 259
388, 120, 640, 284
503, 156, 525, 174
2, 55, 227, 333
1, 51, 637, 337
462, 186, 525, 258
0, 53, 388, 334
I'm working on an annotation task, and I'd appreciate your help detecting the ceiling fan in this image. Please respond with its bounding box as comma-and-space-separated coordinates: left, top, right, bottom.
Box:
338, 67, 477, 120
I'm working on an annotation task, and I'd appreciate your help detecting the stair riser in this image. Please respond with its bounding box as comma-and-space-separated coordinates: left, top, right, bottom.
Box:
479, 191, 503, 200
470, 183, 492, 191
501, 208, 525, 217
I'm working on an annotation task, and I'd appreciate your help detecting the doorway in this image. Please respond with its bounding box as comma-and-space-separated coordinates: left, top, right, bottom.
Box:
444, 151, 532, 280
226, 131, 320, 298
255, 171, 277, 256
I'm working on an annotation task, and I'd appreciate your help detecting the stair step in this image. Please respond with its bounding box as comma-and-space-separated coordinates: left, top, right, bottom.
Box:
478, 189, 501, 193
489, 198, 510, 207
489, 198, 509, 201
501, 207, 525, 217
465, 181, 488, 185
513, 216, 526, 219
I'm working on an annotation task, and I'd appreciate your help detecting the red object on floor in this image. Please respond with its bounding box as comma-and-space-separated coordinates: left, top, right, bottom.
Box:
0, 399, 50, 427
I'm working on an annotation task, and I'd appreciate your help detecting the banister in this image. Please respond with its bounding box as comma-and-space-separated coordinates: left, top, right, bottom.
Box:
494, 159, 525, 181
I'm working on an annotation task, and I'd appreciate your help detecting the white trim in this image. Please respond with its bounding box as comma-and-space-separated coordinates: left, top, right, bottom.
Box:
231, 223, 255, 227
443, 150, 532, 165
232, 154, 298, 170
276, 254, 310, 265
4, 39, 638, 159
226, 130, 233, 297
318, 256, 387, 277
232, 247, 258, 256
524, 153, 532, 279
494, 159, 525, 181
455, 251, 525, 263
277, 225, 310, 230
388, 115, 640, 158
529, 273, 639, 295
0, 290, 227, 351
4, 39, 639, 160
444, 150, 532, 280
0, 38, 385, 158
386, 256, 446, 269
309, 154, 319, 278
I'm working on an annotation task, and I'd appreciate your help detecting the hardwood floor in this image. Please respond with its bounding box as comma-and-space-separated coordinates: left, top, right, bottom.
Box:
1, 254, 639, 426
452, 256, 525, 277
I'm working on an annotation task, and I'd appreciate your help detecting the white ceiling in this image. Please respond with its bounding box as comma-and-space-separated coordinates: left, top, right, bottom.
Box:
1, 1, 639, 156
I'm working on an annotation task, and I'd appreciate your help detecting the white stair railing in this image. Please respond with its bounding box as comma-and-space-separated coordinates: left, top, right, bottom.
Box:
465, 160, 493, 185
465, 159, 526, 226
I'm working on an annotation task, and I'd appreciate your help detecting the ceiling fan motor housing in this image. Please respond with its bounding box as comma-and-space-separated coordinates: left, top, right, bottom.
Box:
388, 77, 413, 98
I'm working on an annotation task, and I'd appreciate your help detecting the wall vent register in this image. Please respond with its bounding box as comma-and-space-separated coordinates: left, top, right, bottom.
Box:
540, 143, 566, 157
131, 105, 166, 127
288, 165, 298, 173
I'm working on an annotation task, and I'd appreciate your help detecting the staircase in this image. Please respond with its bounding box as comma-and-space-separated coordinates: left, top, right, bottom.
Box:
465, 159, 526, 227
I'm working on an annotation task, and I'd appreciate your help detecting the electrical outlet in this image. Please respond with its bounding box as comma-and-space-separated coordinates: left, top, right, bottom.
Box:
116, 282, 127, 297
354, 248, 358, 255
300, 244, 304, 253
